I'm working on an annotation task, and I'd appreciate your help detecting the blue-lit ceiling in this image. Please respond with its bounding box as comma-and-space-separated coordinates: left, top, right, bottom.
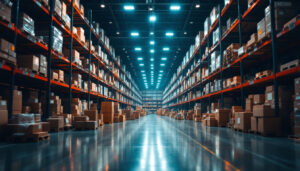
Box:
84, 0, 219, 90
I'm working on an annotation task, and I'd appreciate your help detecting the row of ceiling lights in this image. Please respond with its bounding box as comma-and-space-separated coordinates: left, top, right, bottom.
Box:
100, 3, 201, 10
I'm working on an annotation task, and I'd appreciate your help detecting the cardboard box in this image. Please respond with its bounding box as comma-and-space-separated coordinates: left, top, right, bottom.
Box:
232, 106, 243, 114
251, 117, 258, 132
295, 77, 300, 95
253, 104, 274, 117
246, 98, 254, 112
48, 117, 64, 129
0, 3, 12, 22
41, 122, 50, 132
234, 112, 252, 131
257, 18, 266, 42
253, 94, 265, 104
0, 110, 8, 126
84, 110, 98, 121
17, 55, 39, 72
74, 116, 89, 122
0, 100, 7, 110
85, 121, 97, 129
258, 117, 281, 136
13, 90, 22, 115
52, 71, 59, 81
215, 109, 231, 127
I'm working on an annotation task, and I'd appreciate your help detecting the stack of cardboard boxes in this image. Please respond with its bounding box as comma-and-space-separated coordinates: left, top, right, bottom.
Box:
101, 101, 114, 123
17, 54, 39, 73
0, 97, 8, 140
71, 98, 83, 116
0, 38, 16, 65
50, 93, 63, 116
0, 0, 12, 23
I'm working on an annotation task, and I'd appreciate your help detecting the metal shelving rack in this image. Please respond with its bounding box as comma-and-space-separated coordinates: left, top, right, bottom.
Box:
0, 0, 142, 120
162, 0, 300, 122
142, 90, 162, 113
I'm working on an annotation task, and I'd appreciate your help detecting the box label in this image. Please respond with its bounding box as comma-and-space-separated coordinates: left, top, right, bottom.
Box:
1, 101, 6, 106
267, 92, 273, 100
237, 118, 240, 124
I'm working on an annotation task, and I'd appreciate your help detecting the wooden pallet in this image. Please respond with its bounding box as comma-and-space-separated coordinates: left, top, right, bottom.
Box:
30, 132, 50, 142
234, 128, 248, 133
257, 33, 271, 46
247, 42, 258, 52
280, 59, 299, 71
0, 57, 16, 67
9, 132, 50, 143
64, 125, 73, 131
0, 15, 11, 24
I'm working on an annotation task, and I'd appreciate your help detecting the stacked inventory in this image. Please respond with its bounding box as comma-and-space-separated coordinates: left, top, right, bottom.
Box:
162, 0, 300, 137
142, 91, 162, 113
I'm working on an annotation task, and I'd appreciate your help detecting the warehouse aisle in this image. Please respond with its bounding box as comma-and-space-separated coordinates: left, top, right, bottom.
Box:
0, 114, 300, 171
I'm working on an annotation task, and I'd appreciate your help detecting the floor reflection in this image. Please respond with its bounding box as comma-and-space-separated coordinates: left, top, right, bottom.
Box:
0, 114, 300, 171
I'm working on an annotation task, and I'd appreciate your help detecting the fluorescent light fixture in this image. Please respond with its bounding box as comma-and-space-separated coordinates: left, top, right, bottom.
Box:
150, 64, 154, 67
163, 47, 170, 51
137, 57, 143, 61
150, 67, 154, 70
116, 31, 120, 35
170, 5, 181, 11
149, 15, 157, 22
139, 63, 144, 66
158, 74, 162, 76
159, 70, 163, 73
150, 32, 154, 35
150, 58, 154, 61
131, 32, 139, 37
142, 74, 146, 76
100, 4, 105, 8
143, 77, 146, 79
150, 49, 155, 53
160, 63, 165, 66
161, 57, 167, 61
135, 47, 142, 51
150, 71, 154, 73
165, 32, 174, 37
124, 5, 135, 11
149, 7, 153, 11
184, 31, 187, 35
195, 4, 200, 8
158, 77, 162, 80
150, 40, 155, 45
141, 70, 145, 73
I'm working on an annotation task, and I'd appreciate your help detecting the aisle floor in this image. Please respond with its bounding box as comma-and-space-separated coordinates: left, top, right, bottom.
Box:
0, 114, 300, 171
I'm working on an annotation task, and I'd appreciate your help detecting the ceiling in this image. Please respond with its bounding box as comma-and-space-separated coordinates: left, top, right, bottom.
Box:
83, 0, 221, 91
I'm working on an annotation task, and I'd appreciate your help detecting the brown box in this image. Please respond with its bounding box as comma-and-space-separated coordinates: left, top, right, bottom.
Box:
246, 98, 254, 112
84, 110, 98, 121
258, 117, 281, 136
253, 104, 275, 117
251, 117, 258, 132
48, 117, 64, 129
0, 110, 8, 126
52, 71, 59, 81
53, 69, 64, 82
0, 4, 12, 22
206, 118, 217, 127
13, 90, 22, 115
74, 116, 89, 122
234, 112, 252, 131
41, 122, 50, 132
232, 106, 243, 114
295, 77, 300, 95
0, 100, 7, 110
253, 94, 265, 104
101, 102, 114, 123
215, 109, 231, 127
85, 121, 97, 129
17, 55, 39, 72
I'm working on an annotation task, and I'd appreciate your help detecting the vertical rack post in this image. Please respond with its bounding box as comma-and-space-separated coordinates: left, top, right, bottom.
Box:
68, 0, 74, 114
45, 0, 55, 120
88, 9, 92, 110
218, 3, 224, 109
9, 0, 20, 119
237, 0, 245, 109
269, 0, 279, 116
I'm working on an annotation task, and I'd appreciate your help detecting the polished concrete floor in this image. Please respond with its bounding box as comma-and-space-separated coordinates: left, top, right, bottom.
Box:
0, 114, 300, 171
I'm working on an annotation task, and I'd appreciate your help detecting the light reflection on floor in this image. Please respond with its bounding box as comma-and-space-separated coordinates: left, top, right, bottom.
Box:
0, 114, 300, 171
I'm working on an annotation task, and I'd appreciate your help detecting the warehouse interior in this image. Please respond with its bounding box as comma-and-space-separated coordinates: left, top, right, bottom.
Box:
0, 0, 300, 170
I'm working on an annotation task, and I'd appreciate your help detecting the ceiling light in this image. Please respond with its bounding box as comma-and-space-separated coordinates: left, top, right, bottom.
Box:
149, 15, 157, 22
137, 57, 143, 61
159, 70, 163, 73
109, 21, 112, 24
195, 4, 200, 8
124, 5, 135, 11
150, 40, 155, 45
135, 47, 142, 51
165, 32, 174, 37
190, 21, 194, 24
150, 58, 154, 61
161, 57, 167, 61
141, 70, 145, 73
116, 31, 120, 35
100, 4, 105, 8
150, 49, 155, 53
142, 74, 146, 76
160, 64, 165, 66
149, 7, 153, 11
163, 47, 170, 51
139, 63, 144, 66
131, 32, 139, 37
151, 67, 154, 70
150, 32, 154, 35
184, 31, 187, 35
170, 5, 181, 11
150, 64, 154, 67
